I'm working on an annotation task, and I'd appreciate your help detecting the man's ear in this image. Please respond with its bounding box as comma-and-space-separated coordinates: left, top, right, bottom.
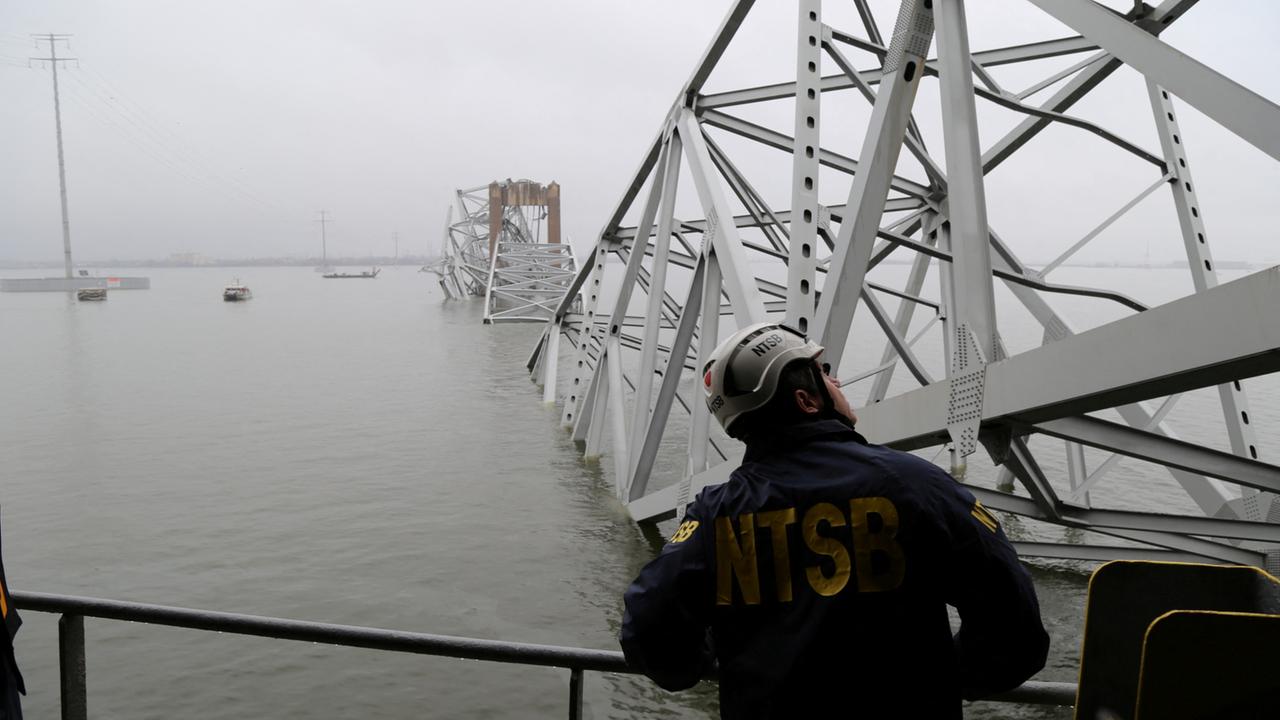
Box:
794, 387, 824, 415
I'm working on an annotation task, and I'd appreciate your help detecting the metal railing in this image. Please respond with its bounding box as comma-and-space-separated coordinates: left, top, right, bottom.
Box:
12, 590, 1076, 718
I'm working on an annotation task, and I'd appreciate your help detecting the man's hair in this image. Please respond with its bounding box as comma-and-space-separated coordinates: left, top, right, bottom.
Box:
725, 358, 824, 440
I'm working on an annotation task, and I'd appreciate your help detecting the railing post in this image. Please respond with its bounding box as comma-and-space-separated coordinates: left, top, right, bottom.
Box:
568, 668, 584, 720
58, 613, 87, 720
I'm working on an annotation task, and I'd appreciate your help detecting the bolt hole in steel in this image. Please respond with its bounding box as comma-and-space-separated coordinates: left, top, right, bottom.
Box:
805, 146, 814, 158
903, 61, 917, 82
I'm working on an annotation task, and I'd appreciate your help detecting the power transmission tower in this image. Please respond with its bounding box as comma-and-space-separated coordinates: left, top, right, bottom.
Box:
30, 34, 77, 280
316, 210, 330, 267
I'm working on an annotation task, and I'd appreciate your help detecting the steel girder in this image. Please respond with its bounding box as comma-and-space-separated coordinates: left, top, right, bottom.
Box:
425, 186, 494, 298
527, 0, 1280, 566
427, 182, 577, 324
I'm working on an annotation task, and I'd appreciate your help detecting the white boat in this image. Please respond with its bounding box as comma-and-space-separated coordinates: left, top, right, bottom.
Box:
223, 280, 252, 302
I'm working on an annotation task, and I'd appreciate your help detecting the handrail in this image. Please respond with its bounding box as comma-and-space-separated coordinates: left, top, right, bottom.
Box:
11, 590, 1077, 718
13, 590, 625, 672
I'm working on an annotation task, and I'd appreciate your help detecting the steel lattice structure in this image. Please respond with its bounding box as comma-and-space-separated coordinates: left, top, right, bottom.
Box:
527, 0, 1280, 568
427, 180, 577, 323
428, 186, 494, 301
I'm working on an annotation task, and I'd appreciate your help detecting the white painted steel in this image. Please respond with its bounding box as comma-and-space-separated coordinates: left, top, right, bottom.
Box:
522, 0, 1280, 566
428, 183, 576, 324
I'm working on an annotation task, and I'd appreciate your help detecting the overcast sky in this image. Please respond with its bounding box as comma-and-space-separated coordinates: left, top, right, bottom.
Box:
1, 1, 1277, 266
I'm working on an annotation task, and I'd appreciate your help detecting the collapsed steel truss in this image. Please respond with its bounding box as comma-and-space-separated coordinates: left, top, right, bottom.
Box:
528, 0, 1280, 567
428, 186, 493, 301
427, 181, 577, 323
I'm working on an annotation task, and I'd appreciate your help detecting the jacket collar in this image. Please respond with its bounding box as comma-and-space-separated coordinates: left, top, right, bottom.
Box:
742, 418, 868, 463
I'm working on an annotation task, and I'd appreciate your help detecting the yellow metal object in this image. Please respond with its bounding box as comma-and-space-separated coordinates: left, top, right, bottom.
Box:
1074, 560, 1280, 719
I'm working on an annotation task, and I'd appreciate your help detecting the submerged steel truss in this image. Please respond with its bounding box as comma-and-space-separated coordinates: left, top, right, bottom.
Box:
527, 0, 1280, 568
428, 180, 577, 323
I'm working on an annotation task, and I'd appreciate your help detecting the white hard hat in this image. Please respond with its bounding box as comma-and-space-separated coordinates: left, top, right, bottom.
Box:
702, 322, 823, 434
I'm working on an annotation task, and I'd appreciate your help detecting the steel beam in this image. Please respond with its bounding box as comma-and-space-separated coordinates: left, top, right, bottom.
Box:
689, 254, 722, 476
787, 0, 823, 332
1147, 80, 1262, 480
701, 110, 930, 198
629, 134, 683, 480
1028, 0, 1280, 162
676, 109, 767, 327
935, 0, 997, 373
1030, 415, 1280, 495
867, 215, 937, 403
699, 36, 1099, 109
815, 0, 935, 369
859, 267, 1280, 450
628, 255, 706, 502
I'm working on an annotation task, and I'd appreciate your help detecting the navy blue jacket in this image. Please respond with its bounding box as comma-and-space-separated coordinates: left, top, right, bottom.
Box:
620, 419, 1048, 719
1, 512, 23, 720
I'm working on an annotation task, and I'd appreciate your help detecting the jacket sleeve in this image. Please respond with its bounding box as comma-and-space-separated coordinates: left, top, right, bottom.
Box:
930, 472, 1050, 699
619, 503, 714, 691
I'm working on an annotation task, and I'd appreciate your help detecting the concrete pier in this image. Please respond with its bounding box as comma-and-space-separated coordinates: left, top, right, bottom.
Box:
0, 276, 150, 292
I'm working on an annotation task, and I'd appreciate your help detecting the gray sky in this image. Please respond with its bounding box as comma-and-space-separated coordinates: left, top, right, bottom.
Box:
1, 1, 1277, 265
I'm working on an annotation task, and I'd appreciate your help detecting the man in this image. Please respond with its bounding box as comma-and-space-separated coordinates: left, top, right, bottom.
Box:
0, 511, 23, 720
620, 322, 1048, 718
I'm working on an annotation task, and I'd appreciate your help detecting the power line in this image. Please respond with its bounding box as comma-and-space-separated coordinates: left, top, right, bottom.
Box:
63, 72, 272, 210
72, 64, 277, 210
58, 81, 246, 200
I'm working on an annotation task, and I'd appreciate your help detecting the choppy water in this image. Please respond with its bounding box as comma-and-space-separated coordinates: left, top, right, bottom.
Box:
0, 264, 1271, 718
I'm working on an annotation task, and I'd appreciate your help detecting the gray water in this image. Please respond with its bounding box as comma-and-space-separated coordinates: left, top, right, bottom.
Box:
0, 264, 1269, 718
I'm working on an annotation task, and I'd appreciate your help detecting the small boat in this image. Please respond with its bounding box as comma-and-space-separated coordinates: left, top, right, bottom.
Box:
223, 280, 252, 301
77, 288, 107, 301
323, 268, 380, 279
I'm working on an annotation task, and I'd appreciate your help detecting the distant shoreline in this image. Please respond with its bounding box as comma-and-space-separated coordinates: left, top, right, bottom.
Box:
1, 257, 1268, 271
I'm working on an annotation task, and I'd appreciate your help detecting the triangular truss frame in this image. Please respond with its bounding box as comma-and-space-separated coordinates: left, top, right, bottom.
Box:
527, 0, 1280, 568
